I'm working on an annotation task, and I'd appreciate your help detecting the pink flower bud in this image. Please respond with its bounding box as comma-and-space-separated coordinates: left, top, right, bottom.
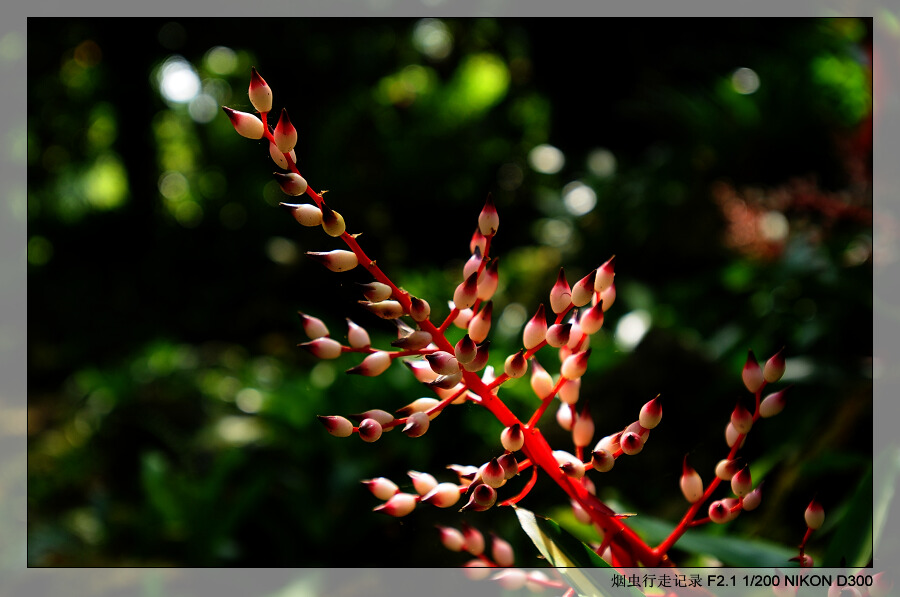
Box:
463, 246, 483, 280
463, 559, 491, 579
742, 483, 763, 511
764, 347, 786, 383
404, 359, 439, 383
409, 297, 431, 322
470, 229, 487, 254
478, 193, 499, 236
359, 300, 404, 319
492, 570, 527, 591
479, 458, 506, 488
396, 397, 440, 419
447, 464, 479, 486
426, 351, 459, 376
269, 142, 296, 169
320, 203, 346, 237
402, 411, 430, 437
374, 492, 417, 517
550, 268, 573, 314
639, 395, 663, 429
346, 319, 371, 349
362, 477, 399, 500
595, 256, 615, 292
490, 534, 515, 567
592, 448, 615, 472
501, 423, 525, 452
530, 360, 554, 399
351, 409, 395, 430
498, 453, 519, 478
297, 311, 329, 339
556, 378, 580, 406
460, 484, 497, 512
572, 405, 595, 448
525, 571, 551, 592
299, 337, 343, 359
437, 525, 466, 550
579, 302, 605, 335
760, 387, 789, 418
561, 349, 590, 380
453, 272, 480, 310
462, 523, 485, 554
477, 258, 500, 301
391, 329, 433, 351
273, 108, 298, 153
346, 350, 392, 376
461, 341, 490, 372
248, 67, 273, 113
408, 470, 438, 495
721, 497, 741, 522
553, 450, 585, 479
306, 250, 358, 272
620, 430, 643, 455
523, 304, 548, 349
503, 350, 528, 379
545, 323, 572, 348
708, 500, 730, 524
455, 334, 478, 364
222, 106, 264, 139
731, 402, 753, 434
358, 281, 393, 302
317, 415, 353, 437
453, 306, 474, 329
805, 500, 824, 529
468, 301, 493, 343
571, 269, 597, 307
731, 465, 752, 497
280, 202, 321, 226
358, 418, 383, 442
715, 458, 741, 481
423, 484, 462, 509
680, 456, 704, 503
428, 371, 463, 390
556, 402, 574, 431
742, 350, 765, 393
273, 172, 309, 196
595, 433, 621, 455
725, 422, 746, 448
599, 283, 616, 311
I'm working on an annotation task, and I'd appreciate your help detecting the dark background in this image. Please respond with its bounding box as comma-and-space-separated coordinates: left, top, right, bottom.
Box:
28, 18, 873, 567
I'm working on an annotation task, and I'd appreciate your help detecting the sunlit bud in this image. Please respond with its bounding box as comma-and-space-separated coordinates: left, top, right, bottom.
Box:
566, 318, 585, 349
561, 349, 591, 380
374, 492, 417, 517
477, 258, 500, 301
437, 525, 466, 550
553, 450, 585, 479
463, 246, 483, 280
306, 250, 358, 272
501, 423, 525, 452
470, 229, 487, 254
358, 418, 383, 442
317, 415, 353, 437
359, 300, 404, 319
358, 281, 393, 302
715, 459, 741, 480
269, 143, 297, 169
721, 497, 741, 522
299, 337, 343, 359
350, 409, 395, 430
468, 301, 493, 343
462, 341, 490, 372
680, 456, 704, 503
409, 297, 431, 322
620, 430, 643, 455
452, 272, 479, 310
406, 470, 438, 495
346, 351, 392, 377
556, 403, 574, 431
498, 453, 519, 478
490, 534, 515, 567
731, 465, 752, 497
503, 350, 528, 379
571, 499, 592, 524
871, 572, 893, 597
624, 420, 649, 443
742, 350, 765, 393
479, 458, 506, 488
460, 484, 497, 512
742, 483, 763, 511
402, 411, 431, 437
725, 422, 746, 448
599, 283, 616, 311
731, 402, 753, 434
462, 523, 485, 555
273, 108, 298, 153
551, 379, 578, 408
320, 203, 346, 237
591, 448, 615, 472
492, 570, 527, 591
594, 256, 615, 292
463, 559, 491, 580
454, 334, 478, 364
708, 500, 730, 524
523, 304, 548, 349
453, 307, 474, 329
280, 202, 322, 226
572, 269, 597, 307
530, 360, 554, 399
396, 397, 441, 419
572, 405, 595, 448
273, 171, 308, 196
448, 464, 479, 486
545, 323, 571, 348
362, 477, 399, 500
404, 359, 439, 384
550, 269, 573, 314
763, 347, 786, 383
222, 106, 264, 139
248, 67, 272, 112
579, 302, 605, 335
639, 395, 663, 429
760, 387, 789, 418
478, 193, 499, 236
595, 433, 621, 455
805, 500, 824, 529
343, 319, 370, 350
392, 329, 433, 351
297, 311, 329, 339
422, 484, 461, 509
425, 351, 458, 376
428, 370, 464, 390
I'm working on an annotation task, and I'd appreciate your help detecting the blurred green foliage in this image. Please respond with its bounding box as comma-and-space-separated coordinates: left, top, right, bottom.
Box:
28, 18, 872, 567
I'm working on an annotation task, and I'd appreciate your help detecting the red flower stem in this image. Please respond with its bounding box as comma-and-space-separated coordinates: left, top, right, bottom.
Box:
526, 375, 567, 428
500, 465, 539, 506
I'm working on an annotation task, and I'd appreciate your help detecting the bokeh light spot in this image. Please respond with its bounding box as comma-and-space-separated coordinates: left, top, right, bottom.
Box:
413, 18, 453, 60
615, 310, 652, 352
562, 181, 597, 216
731, 67, 760, 94
528, 144, 565, 174
587, 148, 616, 178
157, 56, 201, 104
205, 46, 238, 75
